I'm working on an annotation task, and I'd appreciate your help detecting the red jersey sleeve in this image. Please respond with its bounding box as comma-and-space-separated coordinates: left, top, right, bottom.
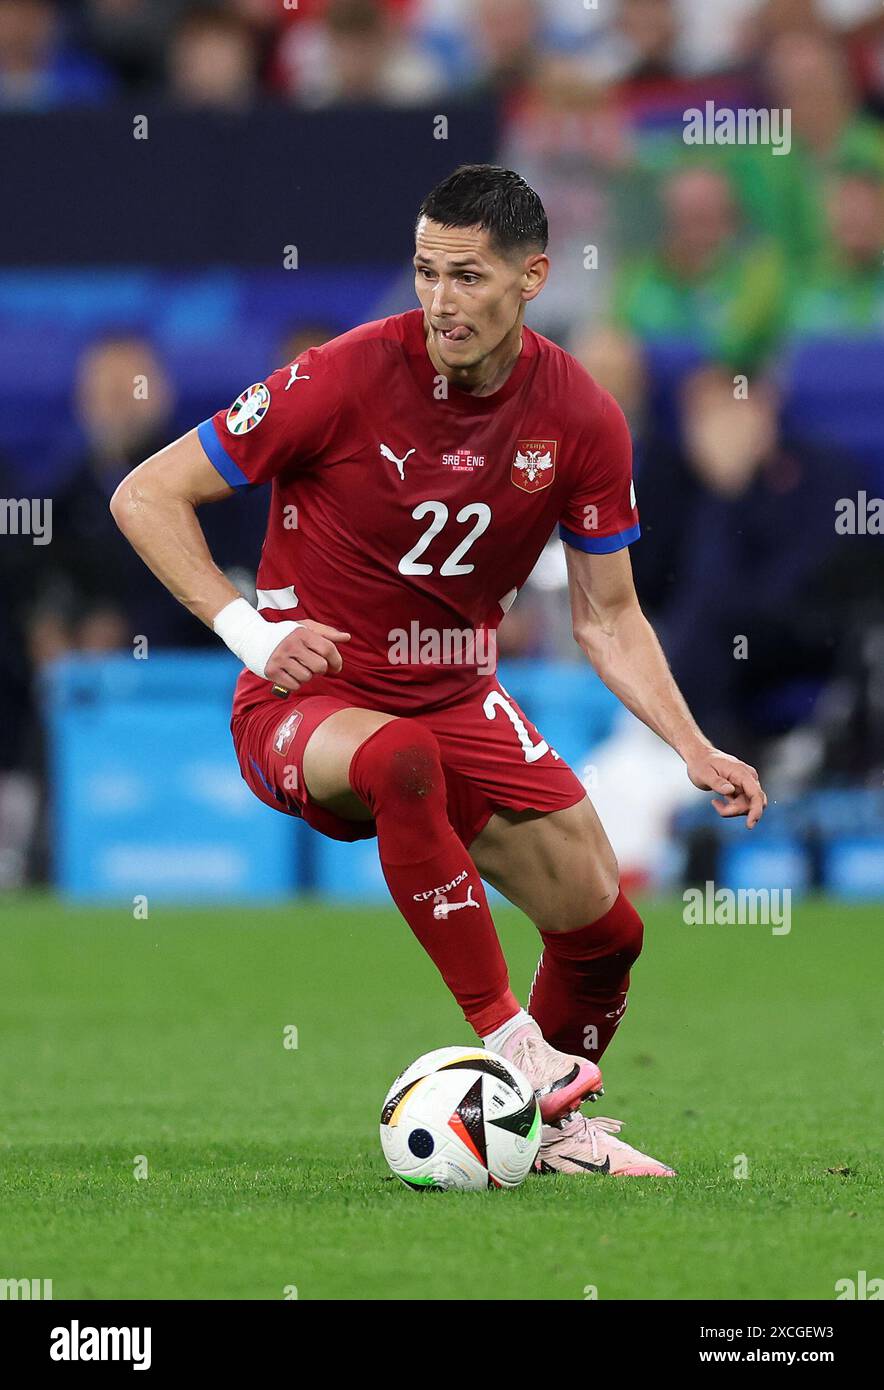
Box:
197, 347, 342, 489
558, 388, 640, 554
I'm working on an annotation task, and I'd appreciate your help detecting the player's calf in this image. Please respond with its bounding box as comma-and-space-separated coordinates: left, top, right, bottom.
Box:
529, 890, 644, 1063
348, 718, 520, 1038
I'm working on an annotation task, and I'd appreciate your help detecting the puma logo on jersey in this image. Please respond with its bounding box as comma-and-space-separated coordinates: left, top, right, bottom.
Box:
432, 885, 480, 920
379, 442, 416, 481
284, 362, 311, 390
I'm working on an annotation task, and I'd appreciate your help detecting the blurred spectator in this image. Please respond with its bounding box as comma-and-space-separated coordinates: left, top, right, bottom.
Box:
77, 0, 188, 91
457, 0, 543, 101
574, 324, 647, 427
0, 0, 116, 109
785, 163, 884, 335
762, 27, 881, 160
718, 26, 884, 265
846, 3, 884, 115
611, 165, 787, 368
656, 365, 868, 755
518, 323, 695, 664
558, 0, 756, 142
275, 0, 443, 107
167, 5, 262, 109
22, 333, 267, 654
498, 74, 627, 340
22, 335, 194, 662
0, 333, 184, 883
582, 0, 686, 85
572, 325, 695, 619
569, 15, 883, 280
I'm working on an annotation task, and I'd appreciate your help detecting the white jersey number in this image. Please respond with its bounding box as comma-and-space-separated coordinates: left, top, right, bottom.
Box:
398, 501, 491, 577
483, 689, 549, 764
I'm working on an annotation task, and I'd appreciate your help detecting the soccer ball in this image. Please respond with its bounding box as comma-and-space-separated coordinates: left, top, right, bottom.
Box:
379, 1046, 541, 1191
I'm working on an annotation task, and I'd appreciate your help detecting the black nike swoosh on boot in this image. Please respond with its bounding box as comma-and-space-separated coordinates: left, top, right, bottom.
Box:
569, 1154, 611, 1173
539, 1155, 611, 1175
537, 1063, 580, 1097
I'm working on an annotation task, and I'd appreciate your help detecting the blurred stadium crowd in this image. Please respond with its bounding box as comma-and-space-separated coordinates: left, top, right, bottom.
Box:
0, 0, 882, 113
1, 0, 882, 888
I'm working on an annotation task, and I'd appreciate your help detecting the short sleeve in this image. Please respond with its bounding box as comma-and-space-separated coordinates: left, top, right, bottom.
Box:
559, 389, 640, 554
197, 347, 342, 490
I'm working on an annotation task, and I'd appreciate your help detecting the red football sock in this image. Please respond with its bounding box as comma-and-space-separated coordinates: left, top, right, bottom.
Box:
349, 720, 518, 1037
528, 891, 644, 1061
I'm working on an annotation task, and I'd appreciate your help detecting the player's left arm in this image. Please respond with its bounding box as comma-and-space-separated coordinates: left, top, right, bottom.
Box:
565, 544, 768, 827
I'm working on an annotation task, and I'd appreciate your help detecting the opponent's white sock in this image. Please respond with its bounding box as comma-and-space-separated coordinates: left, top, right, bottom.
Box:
481, 1007, 535, 1054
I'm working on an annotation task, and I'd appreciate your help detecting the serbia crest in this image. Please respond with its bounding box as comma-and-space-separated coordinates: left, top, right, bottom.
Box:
511, 439, 557, 493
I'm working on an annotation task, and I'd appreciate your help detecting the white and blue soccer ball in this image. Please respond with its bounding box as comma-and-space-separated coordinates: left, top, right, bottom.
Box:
380, 1046, 540, 1191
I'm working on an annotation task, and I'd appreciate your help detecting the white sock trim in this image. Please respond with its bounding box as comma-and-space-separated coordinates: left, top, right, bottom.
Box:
481, 1008, 535, 1054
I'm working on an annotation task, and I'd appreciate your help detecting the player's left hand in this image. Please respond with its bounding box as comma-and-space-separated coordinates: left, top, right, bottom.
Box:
685, 747, 768, 829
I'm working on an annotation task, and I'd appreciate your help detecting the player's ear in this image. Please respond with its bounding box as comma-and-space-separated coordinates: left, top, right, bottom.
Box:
521, 253, 549, 302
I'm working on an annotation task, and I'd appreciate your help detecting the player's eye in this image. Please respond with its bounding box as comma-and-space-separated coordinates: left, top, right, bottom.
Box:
416, 267, 437, 280
460, 274, 480, 285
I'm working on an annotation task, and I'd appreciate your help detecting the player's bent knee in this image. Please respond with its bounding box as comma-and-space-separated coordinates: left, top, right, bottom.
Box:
595, 892, 644, 965
301, 706, 395, 809
348, 718, 445, 813
546, 890, 644, 964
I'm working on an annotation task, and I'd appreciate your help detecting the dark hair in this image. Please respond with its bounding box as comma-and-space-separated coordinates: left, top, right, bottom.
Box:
417, 165, 548, 256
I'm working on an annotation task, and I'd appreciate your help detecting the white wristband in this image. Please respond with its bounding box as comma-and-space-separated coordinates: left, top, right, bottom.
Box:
213, 597, 300, 679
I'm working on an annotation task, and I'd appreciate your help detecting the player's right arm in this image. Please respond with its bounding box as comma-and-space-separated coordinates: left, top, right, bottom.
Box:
109, 425, 350, 691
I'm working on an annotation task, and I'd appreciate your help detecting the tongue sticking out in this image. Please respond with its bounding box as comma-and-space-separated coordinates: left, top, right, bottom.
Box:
444, 326, 471, 341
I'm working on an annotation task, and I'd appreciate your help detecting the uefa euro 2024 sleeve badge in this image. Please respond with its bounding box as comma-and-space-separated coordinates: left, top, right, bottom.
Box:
226, 382, 271, 436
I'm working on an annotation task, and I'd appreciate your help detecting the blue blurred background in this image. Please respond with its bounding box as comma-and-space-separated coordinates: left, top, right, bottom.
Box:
0, 0, 882, 902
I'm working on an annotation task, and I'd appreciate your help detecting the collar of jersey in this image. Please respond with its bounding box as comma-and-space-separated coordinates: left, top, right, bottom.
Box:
402, 308, 534, 413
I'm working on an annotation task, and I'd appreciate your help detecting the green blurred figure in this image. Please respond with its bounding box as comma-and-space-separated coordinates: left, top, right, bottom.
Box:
611, 165, 786, 369
785, 161, 884, 336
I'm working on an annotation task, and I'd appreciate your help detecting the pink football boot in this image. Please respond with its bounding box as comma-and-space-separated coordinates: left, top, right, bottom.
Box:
537, 1112, 676, 1176
498, 1021, 604, 1123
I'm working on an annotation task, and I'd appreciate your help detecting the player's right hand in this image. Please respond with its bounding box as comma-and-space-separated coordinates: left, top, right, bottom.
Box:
265, 620, 351, 691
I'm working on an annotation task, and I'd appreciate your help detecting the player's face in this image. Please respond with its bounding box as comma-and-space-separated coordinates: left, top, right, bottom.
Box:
413, 218, 545, 375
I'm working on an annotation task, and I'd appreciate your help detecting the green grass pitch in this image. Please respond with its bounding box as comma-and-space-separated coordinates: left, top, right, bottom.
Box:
1, 892, 880, 1300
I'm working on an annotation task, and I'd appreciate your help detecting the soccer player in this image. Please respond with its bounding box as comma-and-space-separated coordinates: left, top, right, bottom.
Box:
111, 165, 766, 1178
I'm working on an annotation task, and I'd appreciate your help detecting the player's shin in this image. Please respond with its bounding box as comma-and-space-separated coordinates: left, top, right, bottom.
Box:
528, 890, 644, 1062
348, 720, 518, 1037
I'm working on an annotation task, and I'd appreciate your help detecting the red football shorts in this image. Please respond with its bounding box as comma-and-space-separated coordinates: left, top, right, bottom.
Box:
231, 674, 587, 847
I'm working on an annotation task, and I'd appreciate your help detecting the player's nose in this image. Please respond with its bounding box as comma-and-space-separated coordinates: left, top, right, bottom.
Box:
431, 280, 457, 317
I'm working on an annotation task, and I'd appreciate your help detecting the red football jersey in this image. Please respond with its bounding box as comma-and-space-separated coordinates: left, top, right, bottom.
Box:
198, 309, 639, 718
